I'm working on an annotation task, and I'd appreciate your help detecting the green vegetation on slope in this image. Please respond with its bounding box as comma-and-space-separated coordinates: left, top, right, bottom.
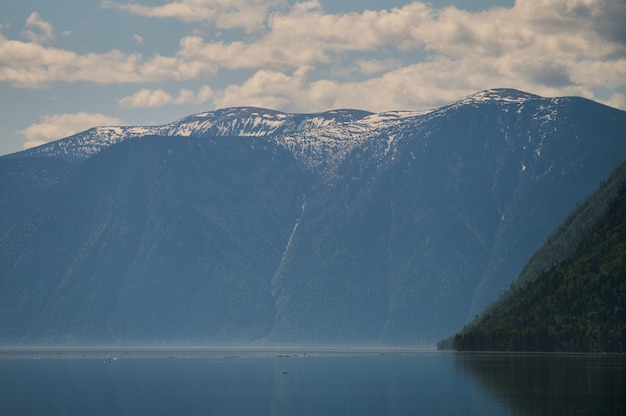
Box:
440, 163, 626, 352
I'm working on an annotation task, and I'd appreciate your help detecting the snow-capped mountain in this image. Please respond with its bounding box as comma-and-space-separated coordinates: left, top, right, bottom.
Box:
12, 88, 583, 175
1, 89, 625, 345
14, 106, 380, 165
16, 104, 430, 177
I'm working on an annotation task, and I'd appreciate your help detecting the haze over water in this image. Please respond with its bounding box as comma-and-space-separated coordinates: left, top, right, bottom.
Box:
1, 348, 624, 415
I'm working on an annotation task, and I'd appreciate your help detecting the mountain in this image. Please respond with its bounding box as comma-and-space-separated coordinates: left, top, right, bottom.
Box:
438, 159, 626, 352
1, 88, 625, 345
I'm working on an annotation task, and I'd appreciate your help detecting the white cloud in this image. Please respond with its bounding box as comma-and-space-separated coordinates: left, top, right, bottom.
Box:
212, 48, 625, 114
118, 88, 173, 107
18, 113, 126, 149
355, 59, 400, 76
21, 12, 55, 44
102, 0, 287, 33
172, 0, 626, 103
174, 85, 213, 104
170, 3, 432, 72
118, 85, 214, 108
2, 1, 625, 111
0, 33, 217, 87
215, 67, 316, 111
213, 62, 475, 113
133, 34, 144, 44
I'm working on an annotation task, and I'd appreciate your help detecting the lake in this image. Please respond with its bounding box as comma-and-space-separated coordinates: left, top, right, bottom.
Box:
0, 348, 624, 415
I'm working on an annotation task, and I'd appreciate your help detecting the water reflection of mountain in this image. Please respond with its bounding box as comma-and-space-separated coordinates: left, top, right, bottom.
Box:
456, 353, 626, 415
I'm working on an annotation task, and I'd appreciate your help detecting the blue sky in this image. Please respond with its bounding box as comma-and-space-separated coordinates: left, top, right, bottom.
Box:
1, 0, 624, 156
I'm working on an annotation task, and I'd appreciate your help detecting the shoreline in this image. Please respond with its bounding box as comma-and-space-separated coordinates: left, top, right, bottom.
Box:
0, 345, 437, 360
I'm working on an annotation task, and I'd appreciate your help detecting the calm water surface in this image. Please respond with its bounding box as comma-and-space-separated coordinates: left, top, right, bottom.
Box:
0, 349, 624, 415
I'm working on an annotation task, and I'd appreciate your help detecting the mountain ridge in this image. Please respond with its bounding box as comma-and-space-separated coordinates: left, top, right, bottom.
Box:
9, 88, 552, 171
1, 88, 625, 345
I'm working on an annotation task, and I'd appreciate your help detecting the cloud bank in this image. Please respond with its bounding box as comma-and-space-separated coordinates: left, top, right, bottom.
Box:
18, 113, 125, 149
5, 0, 626, 147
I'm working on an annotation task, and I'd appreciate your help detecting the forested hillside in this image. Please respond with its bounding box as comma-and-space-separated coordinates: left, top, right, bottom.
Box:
441, 162, 626, 352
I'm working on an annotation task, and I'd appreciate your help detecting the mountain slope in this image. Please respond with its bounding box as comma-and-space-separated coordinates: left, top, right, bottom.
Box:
268, 91, 626, 343
0, 157, 75, 235
439, 160, 626, 352
1, 89, 625, 344
0, 136, 308, 343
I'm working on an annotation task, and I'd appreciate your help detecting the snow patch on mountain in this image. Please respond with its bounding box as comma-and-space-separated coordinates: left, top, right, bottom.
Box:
9, 89, 570, 177
15, 106, 426, 173
460, 88, 542, 105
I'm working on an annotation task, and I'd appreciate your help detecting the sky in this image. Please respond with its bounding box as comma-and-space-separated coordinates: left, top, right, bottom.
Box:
1, 0, 625, 156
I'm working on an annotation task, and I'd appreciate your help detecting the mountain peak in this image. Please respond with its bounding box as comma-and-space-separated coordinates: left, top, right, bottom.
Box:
5, 89, 572, 164
461, 88, 541, 104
